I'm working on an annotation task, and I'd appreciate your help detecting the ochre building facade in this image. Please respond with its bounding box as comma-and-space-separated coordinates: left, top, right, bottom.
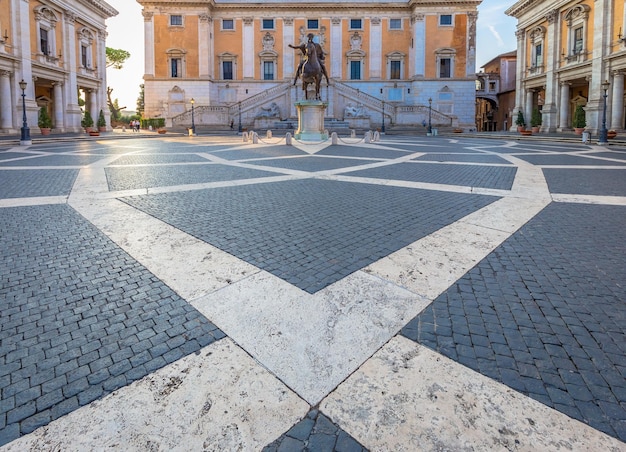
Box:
0, 0, 117, 134
507, 0, 626, 133
137, 0, 481, 131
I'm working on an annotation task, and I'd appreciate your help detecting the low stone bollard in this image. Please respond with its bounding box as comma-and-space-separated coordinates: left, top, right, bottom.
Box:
286, 133, 292, 145
365, 131, 371, 143
331, 132, 338, 145
351, 130, 356, 138
267, 130, 272, 139
373, 131, 380, 142
242, 132, 248, 142
252, 132, 259, 144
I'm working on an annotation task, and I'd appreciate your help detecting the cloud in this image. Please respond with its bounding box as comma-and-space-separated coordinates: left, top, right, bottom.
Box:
488, 25, 505, 48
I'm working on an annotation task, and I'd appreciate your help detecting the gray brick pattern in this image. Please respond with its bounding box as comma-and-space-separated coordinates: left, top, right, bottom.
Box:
543, 168, 626, 196
211, 145, 307, 160
344, 162, 517, 190
105, 163, 279, 191
0, 169, 78, 198
0, 204, 224, 446
0, 155, 103, 167
110, 154, 209, 165
245, 156, 379, 172
122, 179, 498, 293
517, 154, 626, 166
401, 203, 626, 441
317, 145, 412, 159
263, 409, 368, 452
415, 153, 511, 164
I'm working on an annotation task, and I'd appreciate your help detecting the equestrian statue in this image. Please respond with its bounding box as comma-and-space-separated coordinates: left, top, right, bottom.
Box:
289, 34, 329, 100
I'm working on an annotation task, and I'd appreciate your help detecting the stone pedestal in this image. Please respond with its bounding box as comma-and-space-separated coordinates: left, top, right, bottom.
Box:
295, 100, 328, 141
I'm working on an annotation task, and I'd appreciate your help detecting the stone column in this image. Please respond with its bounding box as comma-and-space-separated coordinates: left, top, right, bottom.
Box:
511, 28, 526, 130
64, 12, 81, 130
370, 18, 382, 79
330, 18, 342, 79
610, 71, 624, 130
89, 89, 97, 120
242, 17, 254, 79
283, 18, 295, 81
143, 11, 155, 77
525, 89, 534, 127
52, 81, 63, 130
559, 82, 571, 130
199, 15, 211, 78
411, 13, 425, 78
541, 9, 560, 132
0, 71, 12, 130
466, 12, 477, 76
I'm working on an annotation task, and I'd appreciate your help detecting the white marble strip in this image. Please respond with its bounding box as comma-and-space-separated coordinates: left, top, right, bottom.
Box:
320, 336, 624, 452
1, 339, 309, 452
0, 196, 67, 208
552, 194, 626, 206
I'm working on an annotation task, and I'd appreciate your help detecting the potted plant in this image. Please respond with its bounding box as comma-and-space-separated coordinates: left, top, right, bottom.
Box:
515, 110, 526, 132
530, 108, 542, 133
607, 130, 617, 139
97, 109, 106, 132
573, 104, 586, 135
81, 110, 94, 132
38, 107, 52, 135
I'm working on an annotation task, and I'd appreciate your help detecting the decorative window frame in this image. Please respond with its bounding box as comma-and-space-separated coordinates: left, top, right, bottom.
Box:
346, 48, 366, 80
262, 18, 275, 30
386, 51, 405, 80
307, 19, 319, 30
435, 48, 456, 78
439, 14, 453, 27
166, 48, 186, 78
34, 5, 58, 63
437, 86, 454, 115
563, 4, 590, 63
219, 52, 237, 80
350, 19, 363, 30
528, 26, 545, 74
222, 19, 235, 31
77, 27, 95, 71
169, 15, 184, 27
259, 49, 278, 80
389, 18, 403, 30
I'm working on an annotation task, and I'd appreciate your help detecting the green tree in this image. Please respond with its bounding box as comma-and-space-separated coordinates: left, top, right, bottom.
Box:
136, 84, 145, 117
105, 47, 131, 120
106, 47, 131, 69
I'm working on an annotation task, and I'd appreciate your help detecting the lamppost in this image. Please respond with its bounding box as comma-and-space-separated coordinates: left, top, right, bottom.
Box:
238, 101, 242, 133
428, 97, 432, 135
19, 79, 31, 146
598, 80, 610, 144
381, 100, 385, 134
190, 98, 196, 135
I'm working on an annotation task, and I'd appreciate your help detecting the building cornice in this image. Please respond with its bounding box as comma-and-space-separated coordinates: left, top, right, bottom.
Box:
505, 0, 543, 18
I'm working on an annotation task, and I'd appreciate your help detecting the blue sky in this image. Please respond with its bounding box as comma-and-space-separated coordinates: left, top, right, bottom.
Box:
105, 0, 519, 110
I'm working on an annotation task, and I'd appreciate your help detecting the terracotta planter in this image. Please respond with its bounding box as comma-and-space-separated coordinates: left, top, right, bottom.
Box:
607, 131, 617, 139
157, 129, 167, 134
98, 126, 106, 132
88, 131, 100, 137
517, 126, 525, 132
531, 126, 540, 133
520, 130, 533, 136
574, 128, 585, 135
40, 128, 51, 136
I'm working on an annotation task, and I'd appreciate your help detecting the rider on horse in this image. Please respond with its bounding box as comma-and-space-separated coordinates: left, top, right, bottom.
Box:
289, 34, 330, 86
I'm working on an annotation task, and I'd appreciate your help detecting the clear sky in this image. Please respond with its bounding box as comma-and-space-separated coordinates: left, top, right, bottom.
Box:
104, 0, 518, 111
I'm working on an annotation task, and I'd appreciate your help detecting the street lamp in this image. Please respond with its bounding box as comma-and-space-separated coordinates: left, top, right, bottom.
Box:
19, 79, 31, 146
381, 100, 385, 134
238, 101, 242, 133
428, 97, 432, 135
190, 98, 196, 135
598, 80, 610, 144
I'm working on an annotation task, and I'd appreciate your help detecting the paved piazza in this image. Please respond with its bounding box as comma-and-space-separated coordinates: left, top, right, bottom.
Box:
0, 134, 625, 451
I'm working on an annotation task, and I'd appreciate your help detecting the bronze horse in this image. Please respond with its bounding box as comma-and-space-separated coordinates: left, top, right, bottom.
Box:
300, 41, 323, 100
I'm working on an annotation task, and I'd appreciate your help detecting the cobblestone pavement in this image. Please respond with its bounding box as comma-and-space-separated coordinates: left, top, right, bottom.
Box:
0, 134, 625, 451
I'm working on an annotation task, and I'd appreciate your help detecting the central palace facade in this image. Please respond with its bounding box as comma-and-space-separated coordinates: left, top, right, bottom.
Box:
137, 0, 481, 131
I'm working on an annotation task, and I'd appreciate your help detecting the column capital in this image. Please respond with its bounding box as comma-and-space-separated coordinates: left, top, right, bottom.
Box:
0, 70, 12, 77
142, 11, 153, 21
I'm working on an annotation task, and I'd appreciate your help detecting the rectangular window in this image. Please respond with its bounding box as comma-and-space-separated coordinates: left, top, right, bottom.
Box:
223, 19, 234, 30
534, 43, 542, 66
574, 27, 583, 53
223, 61, 233, 80
170, 15, 183, 26
262, 19, 274, 30
439, 58, 451, 78
390, 61, 401, 79
40, 28, 49, 55
350, 19, 362, 29
171, 58, 181, 78
307, 19, 319, 29
81, 45, 88, 67
389, 18, 402, 30
263, 61, 274, 80
350, 61, 361, 80
439, 15, 453, 26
